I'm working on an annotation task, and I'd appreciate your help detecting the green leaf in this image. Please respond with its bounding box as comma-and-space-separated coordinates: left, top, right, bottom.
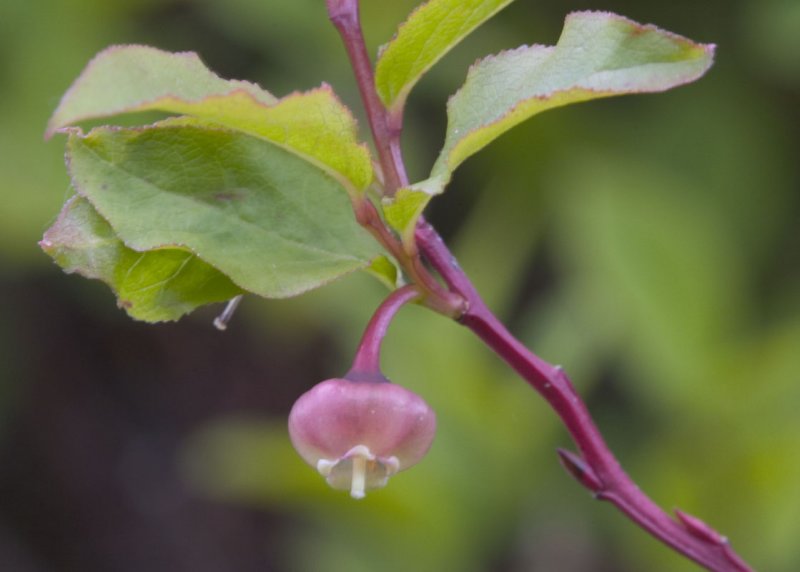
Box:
375, 0, 514, 113
429, 11, 715, 191
46, 45, 276, 133
41, 196, 243, 322
381, 188, 431, 244
66, 124, 382, 299
364, 255, 401, 290
47, 45, 373, 193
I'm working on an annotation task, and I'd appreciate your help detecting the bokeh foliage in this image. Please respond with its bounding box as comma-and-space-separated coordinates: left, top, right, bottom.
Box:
0, 0, 798, 571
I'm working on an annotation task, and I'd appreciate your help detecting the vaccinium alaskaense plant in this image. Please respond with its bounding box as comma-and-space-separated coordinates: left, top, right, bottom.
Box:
41, 0, 754, 569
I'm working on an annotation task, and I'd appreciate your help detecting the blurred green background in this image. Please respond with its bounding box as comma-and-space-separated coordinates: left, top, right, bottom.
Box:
1, 0, 798, 570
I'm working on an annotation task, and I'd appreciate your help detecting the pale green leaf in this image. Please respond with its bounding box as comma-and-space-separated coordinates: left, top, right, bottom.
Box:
381, 188, 432, 243
41, 195, 243, 322
429, 11, 715, 189
364, 255, 401, 290
46, 45, 276, 134
375, 0, 514, 112
66, 125, 382, 299
47, 45, 373, 193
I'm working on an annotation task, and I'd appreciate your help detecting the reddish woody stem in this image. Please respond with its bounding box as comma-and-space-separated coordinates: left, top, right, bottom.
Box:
451, 278, 752, 571
352, 197, 464, 317
348, 284, 420, 379
326, 2, 753, 570
326, 0, 407, 194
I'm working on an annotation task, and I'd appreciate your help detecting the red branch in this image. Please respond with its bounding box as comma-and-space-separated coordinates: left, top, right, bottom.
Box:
326, 0, 407, 194
325, 1, 753, 570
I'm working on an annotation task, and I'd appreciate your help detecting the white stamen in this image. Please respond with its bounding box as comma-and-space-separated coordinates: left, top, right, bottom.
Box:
317, 458, 335, 476
383, 456, 400, 475
213, 295, 243, 330
350, 455, 367, 499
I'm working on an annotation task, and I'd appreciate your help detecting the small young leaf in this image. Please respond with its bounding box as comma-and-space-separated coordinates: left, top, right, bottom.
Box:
382, 188, 432, 243
66, 124, 382, 299
41, 196, 243, 322
364, 255, 401, 290
375, 0, 514, 113
428, 11, 715, 191
47, 45, 373, 194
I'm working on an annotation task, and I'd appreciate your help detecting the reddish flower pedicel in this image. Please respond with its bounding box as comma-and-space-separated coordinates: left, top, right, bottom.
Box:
288, 376, 436, 499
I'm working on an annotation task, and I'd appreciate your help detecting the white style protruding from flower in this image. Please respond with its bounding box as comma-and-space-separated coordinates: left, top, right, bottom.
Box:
317, 444, 400, 499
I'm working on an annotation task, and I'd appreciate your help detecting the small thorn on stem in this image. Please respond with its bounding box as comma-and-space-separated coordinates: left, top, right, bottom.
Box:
557, 448, 603, 493
350, 455, 367, 499
674, 509, 725, 545
214, 295, 243, 331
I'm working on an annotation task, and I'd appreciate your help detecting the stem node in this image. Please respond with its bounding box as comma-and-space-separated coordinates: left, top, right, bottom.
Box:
557, 448, 604, 493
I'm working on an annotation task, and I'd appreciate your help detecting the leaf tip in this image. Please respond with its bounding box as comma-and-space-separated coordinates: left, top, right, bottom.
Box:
44, 123, 57, 141
38, 238, 54, 253
46, 44, 143, 135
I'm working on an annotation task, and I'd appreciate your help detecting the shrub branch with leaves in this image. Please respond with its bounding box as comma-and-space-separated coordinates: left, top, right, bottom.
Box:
41, 0, 753, 570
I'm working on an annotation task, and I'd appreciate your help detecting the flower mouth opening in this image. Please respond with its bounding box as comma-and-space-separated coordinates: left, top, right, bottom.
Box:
316, 444, 400, 499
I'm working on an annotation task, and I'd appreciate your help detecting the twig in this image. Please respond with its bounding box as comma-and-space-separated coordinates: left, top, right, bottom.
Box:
325, 1, 753, 570
326, 0, 406, 194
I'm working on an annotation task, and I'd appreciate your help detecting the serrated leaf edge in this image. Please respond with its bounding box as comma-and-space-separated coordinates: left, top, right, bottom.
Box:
45, 44, 275, 138
46, 46, 373, 195
432, 10, 715, 182
376, 0, 515, 111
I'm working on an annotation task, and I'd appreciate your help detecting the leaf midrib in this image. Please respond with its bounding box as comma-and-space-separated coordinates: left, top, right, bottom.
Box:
73, 133, 368, 264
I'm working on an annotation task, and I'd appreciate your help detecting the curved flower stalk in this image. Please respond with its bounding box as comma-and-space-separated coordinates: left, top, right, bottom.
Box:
289, 286, 436, 499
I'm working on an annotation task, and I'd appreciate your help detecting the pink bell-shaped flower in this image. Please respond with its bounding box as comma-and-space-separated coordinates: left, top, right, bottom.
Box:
288, 376, 436, 499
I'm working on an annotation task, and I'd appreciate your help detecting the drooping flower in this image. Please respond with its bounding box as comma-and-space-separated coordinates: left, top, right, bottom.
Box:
288, 376, 436, 499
